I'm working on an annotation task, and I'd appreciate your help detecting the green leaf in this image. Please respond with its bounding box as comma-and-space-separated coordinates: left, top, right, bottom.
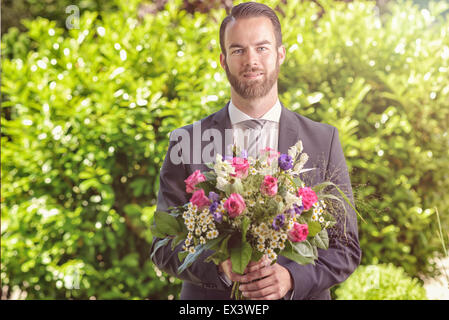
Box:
241, 216, 251, 241
279, 241, 316, 265
171, 231, 188, 250
150, 238, 170, 261
291, 240, 316, 260
178, 250, 189, 262
307, 221, 322, 237
177, 235, 225, 274
311, 230, 329, 250
230, 241, 252, 275
153, 211, 182, 236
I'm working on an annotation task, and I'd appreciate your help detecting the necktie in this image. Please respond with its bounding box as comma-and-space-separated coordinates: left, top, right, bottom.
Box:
239, 119, 267, 158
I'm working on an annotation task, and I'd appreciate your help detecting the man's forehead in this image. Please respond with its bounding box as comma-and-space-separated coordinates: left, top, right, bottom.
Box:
224, 16, 275, 47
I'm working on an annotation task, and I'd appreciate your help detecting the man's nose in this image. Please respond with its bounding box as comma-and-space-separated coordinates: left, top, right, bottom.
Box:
243, 48, 259, 67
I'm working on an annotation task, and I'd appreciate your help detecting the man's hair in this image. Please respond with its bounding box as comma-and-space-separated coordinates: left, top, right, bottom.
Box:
219, 2, 282, 55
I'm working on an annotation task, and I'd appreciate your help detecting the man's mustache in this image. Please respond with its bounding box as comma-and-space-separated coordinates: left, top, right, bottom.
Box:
240, 68, 264, 75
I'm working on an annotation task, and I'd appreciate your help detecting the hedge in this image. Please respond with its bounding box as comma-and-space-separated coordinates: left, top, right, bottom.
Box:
2, 0, 448, 299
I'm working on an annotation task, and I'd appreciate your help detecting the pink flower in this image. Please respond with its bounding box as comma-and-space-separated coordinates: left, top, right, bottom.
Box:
190, 189, 210, 209
229, 157, 249, 179
260, 175, 278, 197
184, 170, 206, 194
297, 187, 318, 210
260, 147, 280, 165
288, 222, 309, 242
224, 193, 246, 218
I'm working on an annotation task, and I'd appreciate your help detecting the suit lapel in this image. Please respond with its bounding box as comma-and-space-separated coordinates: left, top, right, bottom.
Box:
278, 103, 300, 155
212, 101, 232, 158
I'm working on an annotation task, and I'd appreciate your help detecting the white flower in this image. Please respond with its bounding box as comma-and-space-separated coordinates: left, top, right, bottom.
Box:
288, 145, 298, 160
319, 217, 325, 223
293, 153, 309, 174
216, 177, 229, 191
189, 246, 196, 254
295, 140, 303, 154
285, 192, 302, 210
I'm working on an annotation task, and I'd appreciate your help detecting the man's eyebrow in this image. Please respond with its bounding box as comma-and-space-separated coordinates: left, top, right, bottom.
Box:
228, 40, 272, 49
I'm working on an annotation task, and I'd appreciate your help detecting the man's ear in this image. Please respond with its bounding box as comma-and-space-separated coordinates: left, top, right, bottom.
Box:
278, 45, 286, 65
219, 52, 226, 69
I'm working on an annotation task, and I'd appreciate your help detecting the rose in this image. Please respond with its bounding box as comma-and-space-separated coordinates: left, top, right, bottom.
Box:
296, 187, 318, 210
229, 157, 249, 179
184, 170, 206, 194
260, 147, 280, 165
190, 189, 210, 209
260, 175, 278, 197
224, 193, 246, 218
278, 154, 293, 171
288, 222, 309, 242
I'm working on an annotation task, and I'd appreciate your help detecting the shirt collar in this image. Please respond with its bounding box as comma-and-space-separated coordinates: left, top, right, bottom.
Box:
228, 99, 282, 125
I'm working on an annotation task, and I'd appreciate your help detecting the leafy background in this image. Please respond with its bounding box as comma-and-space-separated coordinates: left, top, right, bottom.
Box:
2, 0, 448, 299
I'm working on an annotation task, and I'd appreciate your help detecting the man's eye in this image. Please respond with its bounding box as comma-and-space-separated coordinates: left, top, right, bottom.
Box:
258, 47, 267, 52
232, 49, 243, 54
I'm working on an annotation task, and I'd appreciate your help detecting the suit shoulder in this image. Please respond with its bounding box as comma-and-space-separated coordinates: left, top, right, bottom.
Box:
170, 109, 220, 135
287, 108, 336, 136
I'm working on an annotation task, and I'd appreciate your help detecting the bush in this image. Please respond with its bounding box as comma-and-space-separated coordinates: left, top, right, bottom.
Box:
2, 0, 448, 298
1, 0, 228, 299
278, 0, 449, 277
335, 264, 428, 300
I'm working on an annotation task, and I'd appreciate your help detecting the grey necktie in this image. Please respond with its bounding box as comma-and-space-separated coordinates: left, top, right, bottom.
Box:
239, 119, 267, 158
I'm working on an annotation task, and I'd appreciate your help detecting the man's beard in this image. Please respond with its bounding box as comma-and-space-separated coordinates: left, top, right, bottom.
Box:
224, 55, 280, 100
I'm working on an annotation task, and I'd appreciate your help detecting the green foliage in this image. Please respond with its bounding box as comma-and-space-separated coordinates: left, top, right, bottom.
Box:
335, 264, 428, 300
2, 0, 449, 299
278, 0, 449, 277
1, 0, 120, 35
1, 0, 227, 299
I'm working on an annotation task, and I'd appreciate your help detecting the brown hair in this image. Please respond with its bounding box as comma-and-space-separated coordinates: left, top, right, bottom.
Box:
219, 2, 282, 55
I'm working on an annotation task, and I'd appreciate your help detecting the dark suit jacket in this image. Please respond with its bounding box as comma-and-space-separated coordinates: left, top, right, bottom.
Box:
150, 102, 362, 300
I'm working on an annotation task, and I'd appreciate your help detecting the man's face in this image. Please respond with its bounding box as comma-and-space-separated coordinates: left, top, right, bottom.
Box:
220, 16, 285, 100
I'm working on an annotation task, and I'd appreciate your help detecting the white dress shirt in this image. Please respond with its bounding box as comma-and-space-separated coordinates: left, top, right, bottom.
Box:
228, 99, 281, 157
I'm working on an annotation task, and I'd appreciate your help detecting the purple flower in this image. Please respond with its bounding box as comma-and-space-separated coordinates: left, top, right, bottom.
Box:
212, 210, 223, 223
278, 154, 293, 171
208, 191, 220, 203
293, 203, 304, 216
272, 214, 285, 230
209, 201, 219, 213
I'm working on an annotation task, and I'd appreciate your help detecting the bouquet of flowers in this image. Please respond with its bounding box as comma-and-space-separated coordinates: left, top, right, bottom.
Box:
151, 140, 357, 299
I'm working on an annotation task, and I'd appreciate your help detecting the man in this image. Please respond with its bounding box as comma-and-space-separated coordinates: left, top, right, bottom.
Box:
150, 2, 361, 300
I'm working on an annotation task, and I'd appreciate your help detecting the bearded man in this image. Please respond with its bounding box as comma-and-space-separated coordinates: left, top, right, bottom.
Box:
150, 2, 361, 300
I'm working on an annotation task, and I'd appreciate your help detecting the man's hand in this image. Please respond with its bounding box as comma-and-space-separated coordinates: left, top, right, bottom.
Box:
219, 256, 293, 300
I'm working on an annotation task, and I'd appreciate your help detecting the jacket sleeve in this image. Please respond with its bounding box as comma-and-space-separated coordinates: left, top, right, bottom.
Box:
149, 131, 227, 290
277, 127, 362, 299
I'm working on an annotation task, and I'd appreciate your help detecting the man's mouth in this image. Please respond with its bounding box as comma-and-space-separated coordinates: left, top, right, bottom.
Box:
242, 72, 263, 79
